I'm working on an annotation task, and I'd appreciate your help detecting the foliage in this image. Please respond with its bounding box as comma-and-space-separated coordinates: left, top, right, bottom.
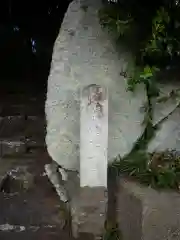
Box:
99, 0, 180, 190
115, 65, 180, 189
103, 221, 121, 240
113, 151, 180, 190
99, 5, 134, 38
99, 0, 180, 78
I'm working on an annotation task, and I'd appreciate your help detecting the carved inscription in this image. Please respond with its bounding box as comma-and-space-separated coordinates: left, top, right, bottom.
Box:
83, 84, 107, 118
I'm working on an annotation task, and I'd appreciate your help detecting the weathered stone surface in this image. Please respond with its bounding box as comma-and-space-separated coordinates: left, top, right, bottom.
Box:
0, 155, 40, 193
71, 187, 107, 239
0, 105, 44, 117
0, 91, 45, 117
117, 178, 180, 240
45, 0, 180, 173
25, 116, 45, 148
0, 230, 94, 240
0, 227, 71, 240
0, 115, 45, 157
0, 139, 27, 157
45, 0, 146, 171
64, 170, 80, 202
5, 166, 35, 192
0, 116, 26, 137
0, 116, 27, 156
80, 84, 108, 188
0, 151, 70, 236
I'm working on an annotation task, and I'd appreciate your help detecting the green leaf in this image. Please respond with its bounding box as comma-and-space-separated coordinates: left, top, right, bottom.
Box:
156, 169, 176, 188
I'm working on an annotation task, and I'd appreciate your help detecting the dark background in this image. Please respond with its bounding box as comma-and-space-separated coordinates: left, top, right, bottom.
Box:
0, 0, 71, 91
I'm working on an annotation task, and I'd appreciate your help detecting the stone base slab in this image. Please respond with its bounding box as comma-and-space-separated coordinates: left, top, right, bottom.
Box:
71, 187, 107, 239
117, 178, 180, 240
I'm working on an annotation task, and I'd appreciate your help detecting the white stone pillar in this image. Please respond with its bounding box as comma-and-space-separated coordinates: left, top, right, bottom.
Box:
80, 84, 108, 187
71, 84, 108, 238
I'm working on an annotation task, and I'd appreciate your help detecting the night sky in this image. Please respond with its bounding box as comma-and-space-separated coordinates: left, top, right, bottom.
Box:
0, 1, 71, 82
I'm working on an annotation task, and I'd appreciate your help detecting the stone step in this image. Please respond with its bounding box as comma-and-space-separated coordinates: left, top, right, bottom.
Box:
0, 116, 46, 157
24, 116, 46, 148
0, 151, 46, 188
0, 191, 66, 227
0, 93, 45, 117
0, 150, 94, 240
0, 138, 27, 157
0, 152, 75, 240
0, 159, 66, 228
0, 230, 91, 240
0, 104, 44, 117
0, 226, 72, 240
0, 139, 46, 157
0, 152, 66, 226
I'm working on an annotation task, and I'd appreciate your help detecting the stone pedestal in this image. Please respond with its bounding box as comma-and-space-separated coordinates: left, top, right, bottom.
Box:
71, 187, 107, 239
117, 178, 180, 240
71, 84, 108, 238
